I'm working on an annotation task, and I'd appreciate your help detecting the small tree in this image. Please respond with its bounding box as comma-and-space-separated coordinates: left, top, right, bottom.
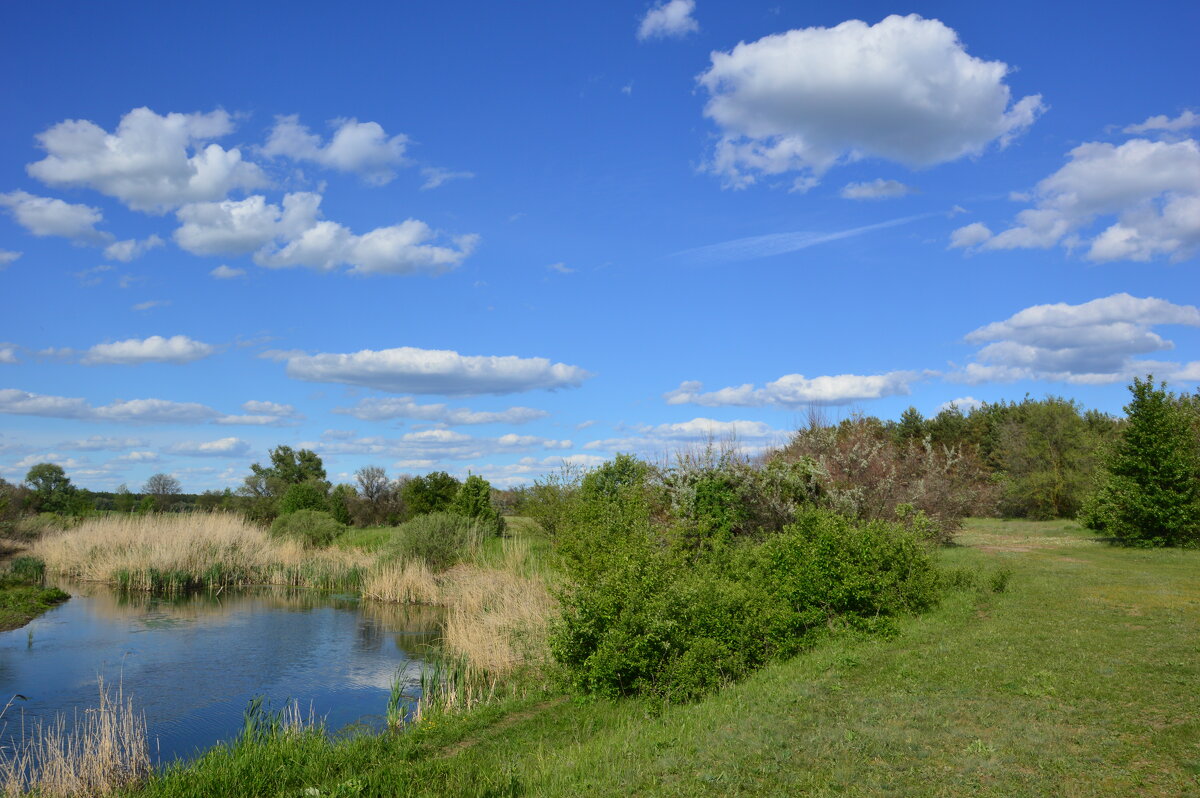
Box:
278, 481, 330, 515
143, 473, 182, 511
401, 471, 460, 516
1081, 377, 1200, 547
450, 474, 506, 536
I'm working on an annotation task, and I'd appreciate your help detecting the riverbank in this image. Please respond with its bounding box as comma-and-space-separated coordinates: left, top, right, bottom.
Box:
0, 558, 68, 632
117, 518, 1198, 797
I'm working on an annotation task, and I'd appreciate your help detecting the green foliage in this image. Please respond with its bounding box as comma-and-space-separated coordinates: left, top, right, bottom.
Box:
1081, 377, 1200, 547
269, 509, 345, 548
278, 481, 330, 515
114, 483, 138, 513
389, 512, 485, 571
401, 471, 461, 516
23, 462, 76, 515
329, 484, 355, 526
551, 454, 941, 702
523, 464, 584, 537
9, 556, 45, 583
450, 474, 506, 536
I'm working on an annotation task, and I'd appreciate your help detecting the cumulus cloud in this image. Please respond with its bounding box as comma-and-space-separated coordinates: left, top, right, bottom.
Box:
474, 454, 610, 488
81, 335, 215, 365
174, 191, 478, 275
262, 115, 408, 185
282, 346, 592, 396
948, 221, 994, 250
954, 136, 1200, 263
112, 451, 160, 463
638, 0, 699, 40
0, 191, 112, 244
215, 400, 302, 426
0, 389, 222, 423
936, 396, 984, 414
167, 437, 251, 457
0, 345, 17, 365
584, 417, 785, 458
1123, 110, 1199, 135
420, 167, 474, 190
840, 179, 913, 200
960, 293, 1200, 384
210, 264, 245, 279
304, 430, 572, 465
58, 436, 149, 451
334, 396, 549, 425
26, 107, 267, 212
0, 250, 22, 267
103, 234, 164, 262
697, 14, 1043, 189
665, 370, 924, 408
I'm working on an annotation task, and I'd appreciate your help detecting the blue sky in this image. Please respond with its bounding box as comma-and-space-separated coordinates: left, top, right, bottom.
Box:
1, 0, 1197, 491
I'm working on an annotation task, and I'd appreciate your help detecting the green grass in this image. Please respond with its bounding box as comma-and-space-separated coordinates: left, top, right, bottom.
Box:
120, 519, 1198, 797
0, 560, 69, 631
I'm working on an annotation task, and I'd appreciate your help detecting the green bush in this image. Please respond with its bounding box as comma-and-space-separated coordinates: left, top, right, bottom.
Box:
449, 474, 506, 536
550, 454, 942, 702
269, 510, 345, 548
278, 482, 330, 515
9, 556, 45, 583
390, 512, 485, 571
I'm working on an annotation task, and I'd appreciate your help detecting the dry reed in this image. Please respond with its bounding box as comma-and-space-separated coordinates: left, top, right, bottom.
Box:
361, 560, 439, 605
33, 514, 368, 591
0, 678, 150, 798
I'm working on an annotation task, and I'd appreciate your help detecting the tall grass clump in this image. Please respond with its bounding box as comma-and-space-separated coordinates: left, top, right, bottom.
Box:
0, 678, 150, 797
550, 454, 943, 702
32, 514, 367, 593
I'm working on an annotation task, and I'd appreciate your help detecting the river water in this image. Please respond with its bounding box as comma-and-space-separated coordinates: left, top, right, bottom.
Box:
0, 582, 442, 763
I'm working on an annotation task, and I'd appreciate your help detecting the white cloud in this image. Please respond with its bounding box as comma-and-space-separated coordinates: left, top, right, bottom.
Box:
0, 345, 17, 365
960, 293, 1200, 384
27, 107, 266, 213
936, 396, 983, 414
420, 167, 475, 190
58, 436, 148, 451
104, 234, 164, 262
583, 417, 785, 458
0, 389, 221, 423
283, 346, 592, 395
638, 0, 699, 40
334, 396, 548, 425
547, 262, 575, 274
75, 265, 114, 287
262, 115, 408, 185
474, 454, 610, 487
175, 191, 478, 275
167, 437, 251, 457
0, 190, 112, 244
948, 221, 994, 250
0, 250, 21, 268
112, 451, 160, 463
132, 300, 170, 312
1123, 110, 1199, 135
215, 400, 302, 426
697, 14, 1043, 188
973, 136, 1200, 263
840, 179, 913, 200
305, 430, 572, 465
665, 370, 924, 408
210, 264, 246, 279
82, 335, 215, 365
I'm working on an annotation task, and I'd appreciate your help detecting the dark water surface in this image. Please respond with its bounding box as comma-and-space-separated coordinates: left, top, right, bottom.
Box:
0, 583, 442, 763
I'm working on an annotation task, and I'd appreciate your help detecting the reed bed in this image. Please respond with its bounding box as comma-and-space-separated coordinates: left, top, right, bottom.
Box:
0, 678, 150, 798
32, 514, 368, 592
439, 566, 556, 677
361, 559, 439, 605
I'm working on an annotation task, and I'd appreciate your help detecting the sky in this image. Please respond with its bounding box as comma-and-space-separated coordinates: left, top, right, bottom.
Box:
1, 0, 1197, 492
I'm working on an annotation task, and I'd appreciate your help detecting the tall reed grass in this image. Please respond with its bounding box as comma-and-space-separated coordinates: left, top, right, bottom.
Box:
33, 514, 368, 593
0, 678, 149, 797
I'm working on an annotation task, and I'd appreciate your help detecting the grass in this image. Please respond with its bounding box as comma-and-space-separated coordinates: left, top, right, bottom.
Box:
0, 557, 69, 632
110, 517, 1198, 797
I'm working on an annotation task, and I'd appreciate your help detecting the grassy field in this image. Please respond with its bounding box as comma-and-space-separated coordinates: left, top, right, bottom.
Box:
117, 517, 1198, 797
0, 557, 69, 632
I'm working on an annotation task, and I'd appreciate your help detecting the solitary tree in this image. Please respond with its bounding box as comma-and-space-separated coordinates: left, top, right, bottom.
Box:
450, 474, 506, 536
24, 463, 75, 514
143, 473, 183, 512
1081, 377, 1200, 547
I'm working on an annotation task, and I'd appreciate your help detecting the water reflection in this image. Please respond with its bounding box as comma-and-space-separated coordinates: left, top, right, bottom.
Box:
0, 582, 444, 763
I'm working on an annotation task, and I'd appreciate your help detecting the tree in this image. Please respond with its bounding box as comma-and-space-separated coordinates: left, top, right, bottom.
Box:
240, 445, 329, 522
401, 471, 460, 516
114, 483, 137, 513
1081, 377, 1200, 547
143, 473, 182, 510
355, 466, 393, 525
450, 474, 506, 535
278, 482, 329, 515
24, 463, 75, 514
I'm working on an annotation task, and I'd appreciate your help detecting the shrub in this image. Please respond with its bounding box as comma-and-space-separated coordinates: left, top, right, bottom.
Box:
269, 510, 345, 548
450, 474, 506, 536
390, 512, 485, 571
277, 482, 329, 515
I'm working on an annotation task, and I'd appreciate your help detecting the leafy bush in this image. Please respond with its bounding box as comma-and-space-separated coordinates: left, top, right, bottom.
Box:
450, 474, 506, 536
390, 512, 485, 571
550, 454, 942, 702
278, 482, 329, 515
269, 510, 345, 548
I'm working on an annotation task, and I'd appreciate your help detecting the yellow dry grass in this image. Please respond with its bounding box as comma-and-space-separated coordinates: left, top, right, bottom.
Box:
0, 678, 150, 798
439, 565, 556, 676
362, 559, 440, 605
32, 513, 367, 589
